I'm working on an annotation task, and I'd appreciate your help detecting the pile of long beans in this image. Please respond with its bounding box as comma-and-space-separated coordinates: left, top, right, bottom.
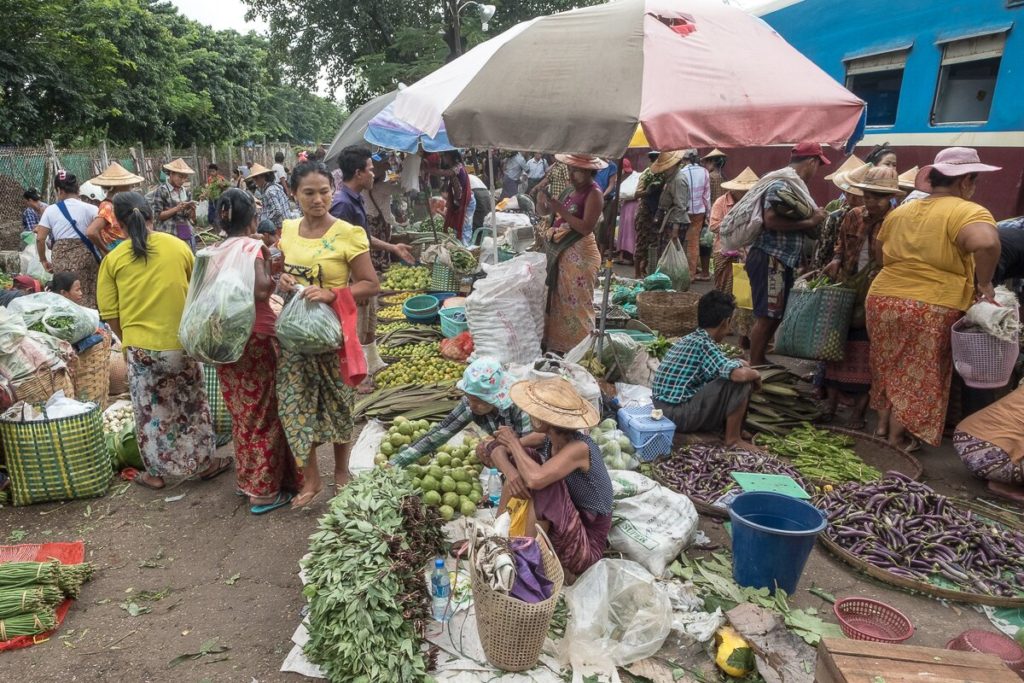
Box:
759, 424, 882, 484
649, 445, 810, 505
819, 472, 1024, 597
0, 560, 95, 639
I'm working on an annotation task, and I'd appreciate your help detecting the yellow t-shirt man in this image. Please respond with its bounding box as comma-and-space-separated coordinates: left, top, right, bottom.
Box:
97, 232, 195, 351
279, 218, 369, 289
869, 196, 995, 312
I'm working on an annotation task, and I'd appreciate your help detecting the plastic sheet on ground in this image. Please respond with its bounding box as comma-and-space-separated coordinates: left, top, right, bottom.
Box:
349, 419, 387, 472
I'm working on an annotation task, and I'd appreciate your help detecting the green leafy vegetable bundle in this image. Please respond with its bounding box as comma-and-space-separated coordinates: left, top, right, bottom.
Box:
8, 293, 100, 344
275, 288, 343, 354
179, 246, 256, 364
302, 467, 446, 682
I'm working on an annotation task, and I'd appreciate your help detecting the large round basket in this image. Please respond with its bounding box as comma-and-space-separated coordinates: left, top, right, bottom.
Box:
70, 335, 112, 409
471, 531, 564, 672
637, 291, 700, 338
14, 366, 74, 405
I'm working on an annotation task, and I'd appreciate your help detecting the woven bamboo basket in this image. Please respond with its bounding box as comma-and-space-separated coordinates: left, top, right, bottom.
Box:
470, 530, 564, 672
429, 261, 461, 292
70, 336, 111, 408
637, 291, 701, 338
2, 403, 109, 506
14, 367, 74, 406
108, 349, 128, 397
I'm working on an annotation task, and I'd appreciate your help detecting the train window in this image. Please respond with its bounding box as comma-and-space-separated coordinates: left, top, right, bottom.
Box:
931, 33, 1005, 125
844, 49, 908, 127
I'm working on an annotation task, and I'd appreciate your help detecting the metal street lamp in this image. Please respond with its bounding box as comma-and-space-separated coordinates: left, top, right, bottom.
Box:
449, 1, 497, 57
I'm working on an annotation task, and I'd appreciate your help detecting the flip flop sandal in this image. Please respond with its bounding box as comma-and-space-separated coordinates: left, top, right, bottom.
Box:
250, 491, 295, 515
897, 437, 922, 453
199, 459, 233, 481
291, 488, 324, 510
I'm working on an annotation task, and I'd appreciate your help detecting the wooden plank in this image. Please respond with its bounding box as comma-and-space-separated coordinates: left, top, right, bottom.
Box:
820, 638, 1008, 669
831, 654, 1011, 682
838, 665, 1011, 683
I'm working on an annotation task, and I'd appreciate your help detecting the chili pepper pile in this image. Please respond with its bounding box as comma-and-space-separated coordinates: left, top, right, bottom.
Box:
758, 424, 882, 484
648, 445, 809, 507
819, 472, 1024, 597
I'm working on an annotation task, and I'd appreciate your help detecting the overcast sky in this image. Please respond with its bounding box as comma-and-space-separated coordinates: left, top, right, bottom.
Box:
171, 0, 775, 35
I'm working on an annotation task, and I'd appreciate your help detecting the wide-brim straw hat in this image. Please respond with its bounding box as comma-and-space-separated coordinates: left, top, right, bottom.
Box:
163, 158, 195, 175
247, 163, 275, 179
897, 166, 919, 191
650, 150, 684, 174
90, 162, 144, 188
509, 378, 599, 431
702, 148, 727, 160
831, 162, 871, 197
915, 147, 1001, 192
851, 165, 905, 196
823, 154, 865, 181
720, 167, 760, 191
554, 154, 608, 171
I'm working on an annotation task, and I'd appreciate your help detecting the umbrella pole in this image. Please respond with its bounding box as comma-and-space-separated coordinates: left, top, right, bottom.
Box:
596, 155, 626, 356
488, 149, 498, 264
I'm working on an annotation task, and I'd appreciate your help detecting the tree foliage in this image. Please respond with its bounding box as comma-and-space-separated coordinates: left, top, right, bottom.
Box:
0, 0, 343, 146
242, 0, 602, 110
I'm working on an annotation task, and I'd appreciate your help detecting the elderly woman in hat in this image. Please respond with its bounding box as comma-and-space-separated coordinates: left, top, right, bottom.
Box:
537, 154, 605, 354
489, 377, 613, 579
820, 166, 904, 429
710, 167, 760, 348
812, 158, 867, 272
867, 148, 1002, 451
85, 162, 144, 257
248, 163, 291, 232
390, 358, 532, 468
151, 158, 199, 250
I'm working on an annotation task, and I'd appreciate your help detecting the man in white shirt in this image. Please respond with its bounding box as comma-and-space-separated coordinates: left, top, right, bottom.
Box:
501, 151, 527, 199
681, 149, 712, 280
524, 153, 549, 194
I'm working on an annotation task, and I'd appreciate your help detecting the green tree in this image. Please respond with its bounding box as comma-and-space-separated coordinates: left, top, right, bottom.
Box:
242, 0, 602, 110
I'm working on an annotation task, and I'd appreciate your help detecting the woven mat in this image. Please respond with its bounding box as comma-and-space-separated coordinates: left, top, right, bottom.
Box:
0, 541, 85, 652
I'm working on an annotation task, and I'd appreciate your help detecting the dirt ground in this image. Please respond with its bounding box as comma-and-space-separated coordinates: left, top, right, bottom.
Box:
0, 280, 1013, 681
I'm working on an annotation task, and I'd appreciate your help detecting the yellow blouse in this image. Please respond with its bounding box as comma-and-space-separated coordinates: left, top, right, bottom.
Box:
869, 196, 995, 312
279, 218, 369, 289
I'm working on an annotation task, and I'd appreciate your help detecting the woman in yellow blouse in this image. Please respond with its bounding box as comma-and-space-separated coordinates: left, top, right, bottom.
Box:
277, 161, 380, 508
97, 192, 227, 490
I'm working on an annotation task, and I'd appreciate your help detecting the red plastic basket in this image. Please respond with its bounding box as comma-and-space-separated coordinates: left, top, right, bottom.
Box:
833, 597, 914, 644
947, 629, 1024, 678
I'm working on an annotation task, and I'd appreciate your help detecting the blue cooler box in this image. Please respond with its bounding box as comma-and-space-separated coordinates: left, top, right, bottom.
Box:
616, 406, 676, 462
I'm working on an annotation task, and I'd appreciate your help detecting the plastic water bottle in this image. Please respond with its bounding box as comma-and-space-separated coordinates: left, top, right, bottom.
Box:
430, 558, 451, 623
487, 468, 502, 508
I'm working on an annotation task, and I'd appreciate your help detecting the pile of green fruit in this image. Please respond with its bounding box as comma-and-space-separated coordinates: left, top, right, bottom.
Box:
374, 417, 434, 460
375, 357, 466, 388
377, 430, 485, 522
381, 265, 430, 291
380, 341, 440, 360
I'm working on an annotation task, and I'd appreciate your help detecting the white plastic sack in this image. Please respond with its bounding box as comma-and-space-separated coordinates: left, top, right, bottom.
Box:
0, 308, 28, 355
655, 237, 690, 292
466, 252, 547, 366
964, 286, 1021, 342
619, 173, 640, 202
350, 419, 387, 472
20, 243, 51, 285
562, 559, 672, 673
8, 292, 100, 344
607, 471, 698, 577
483, 211, 533, 236
179, 238, 259, 364
566, 333, 654, 386
614, 383, 653, 409
522, 356, 602, 413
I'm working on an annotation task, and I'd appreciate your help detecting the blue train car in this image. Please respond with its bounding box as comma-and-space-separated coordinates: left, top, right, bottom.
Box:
725, 0, 1024, 218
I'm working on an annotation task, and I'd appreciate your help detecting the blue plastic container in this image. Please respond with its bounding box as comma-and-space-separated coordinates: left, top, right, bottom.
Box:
616, 406, 676, 462
728, 491, 825, 594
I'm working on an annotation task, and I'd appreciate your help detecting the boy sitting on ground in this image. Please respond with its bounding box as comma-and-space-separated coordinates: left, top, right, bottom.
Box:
651, 290, 761, 448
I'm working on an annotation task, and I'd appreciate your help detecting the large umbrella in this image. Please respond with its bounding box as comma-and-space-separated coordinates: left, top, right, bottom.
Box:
393, 0, 865, 157
324, 90, 397, 165
364, 101, 455, 154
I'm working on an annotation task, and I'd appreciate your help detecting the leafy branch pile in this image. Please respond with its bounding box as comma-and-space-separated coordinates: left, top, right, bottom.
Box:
672, 554, 843, 646
0, 560, 96, 638
758, 424, 881, 484
302, 467, 446, 682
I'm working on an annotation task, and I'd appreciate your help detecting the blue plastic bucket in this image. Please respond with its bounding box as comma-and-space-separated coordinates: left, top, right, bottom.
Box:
729, 491, 825, 594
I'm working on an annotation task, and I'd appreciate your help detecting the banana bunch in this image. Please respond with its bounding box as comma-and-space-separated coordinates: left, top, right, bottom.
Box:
745, 365, 822, 435
579, 353, 606, 378
354, 383, 461, 423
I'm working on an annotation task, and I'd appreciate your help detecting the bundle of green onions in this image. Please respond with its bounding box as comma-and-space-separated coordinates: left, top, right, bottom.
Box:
0, 560, 96, 640
0, 560, 96, 598
0, 610, 57, 640
0, 585, 64, 618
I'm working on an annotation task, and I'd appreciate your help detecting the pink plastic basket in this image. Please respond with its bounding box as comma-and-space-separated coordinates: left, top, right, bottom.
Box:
833, 597, 914, 644
951, 317, 1020, 389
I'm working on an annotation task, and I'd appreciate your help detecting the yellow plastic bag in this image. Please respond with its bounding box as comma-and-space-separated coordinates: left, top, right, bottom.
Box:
732, 263, 752, 310
507, 497, 530, 537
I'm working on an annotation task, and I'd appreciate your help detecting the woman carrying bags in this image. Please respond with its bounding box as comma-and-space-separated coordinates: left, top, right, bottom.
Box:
277, 160, 379, 507
211, 189, 301, 514
36, 171, 100, 308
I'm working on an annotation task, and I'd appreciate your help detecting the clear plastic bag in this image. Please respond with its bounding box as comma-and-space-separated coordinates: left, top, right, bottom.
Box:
656, 237, 690, 292
0, 308, 28, 355
8, 292, 100, 344
275, 287, 343, 354
178, 238, 259, 364
561, 559, 672, 673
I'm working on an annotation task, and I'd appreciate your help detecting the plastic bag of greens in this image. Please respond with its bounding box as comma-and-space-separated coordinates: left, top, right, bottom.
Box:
8, 292, 100, 344
179, 238, 260, 364
641, 271, 672, 292
0, 308, 28, 354
275, 287, 343, 354
655, 237, 690, 292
